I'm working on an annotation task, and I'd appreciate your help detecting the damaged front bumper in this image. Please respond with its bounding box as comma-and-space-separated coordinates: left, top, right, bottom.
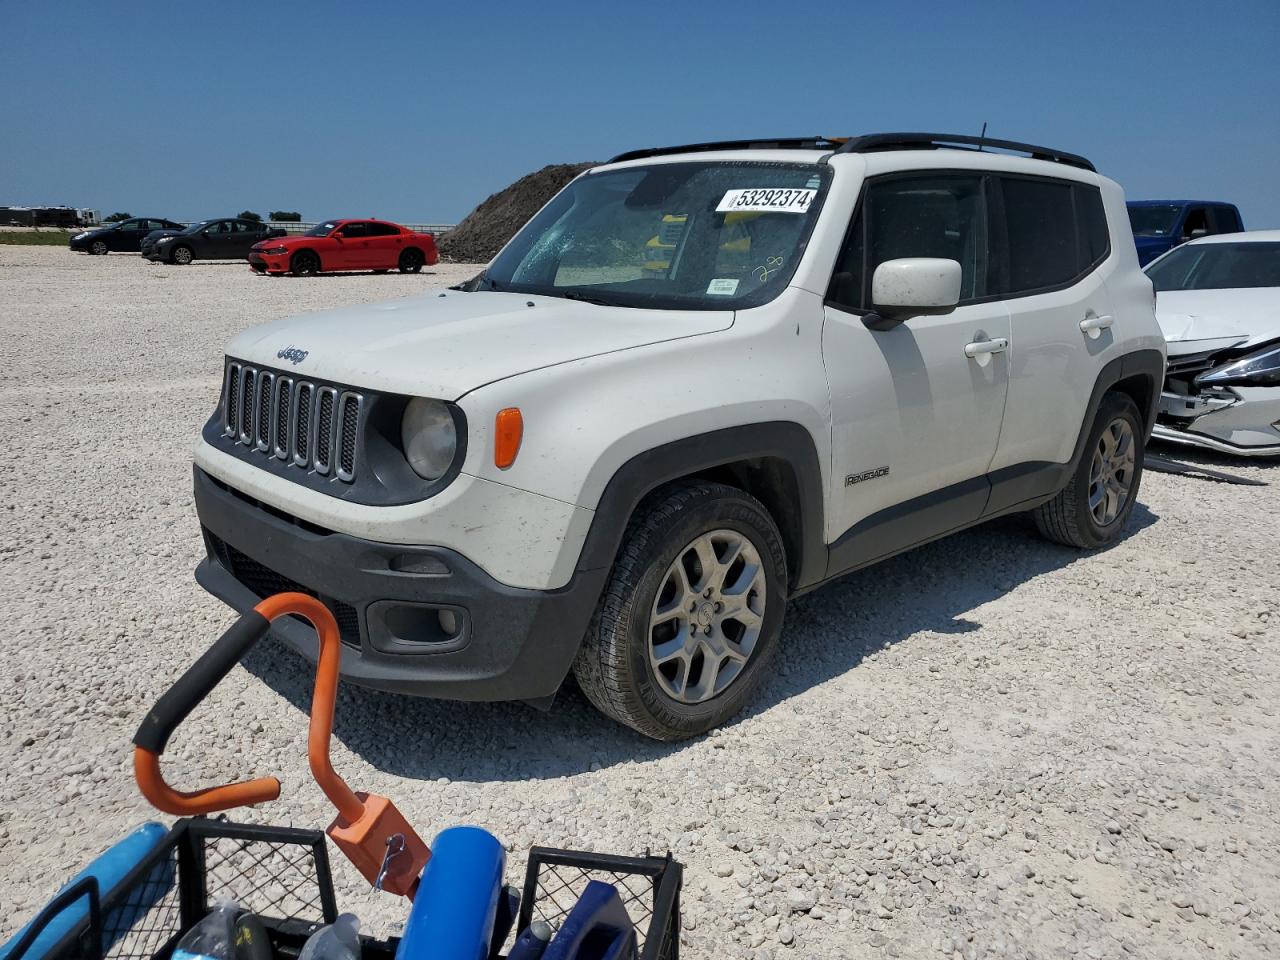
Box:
1156, 340, 1280, 457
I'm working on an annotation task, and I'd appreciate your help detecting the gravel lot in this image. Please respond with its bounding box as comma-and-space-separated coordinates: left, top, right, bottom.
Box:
1, 245, 1277, 959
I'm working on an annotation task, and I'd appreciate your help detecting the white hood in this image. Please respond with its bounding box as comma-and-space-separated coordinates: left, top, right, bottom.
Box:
226, 290, 734, 398
1156, 288, 1280, 358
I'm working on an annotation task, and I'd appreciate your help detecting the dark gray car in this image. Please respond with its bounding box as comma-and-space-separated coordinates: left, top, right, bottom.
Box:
142, 218, 286, 264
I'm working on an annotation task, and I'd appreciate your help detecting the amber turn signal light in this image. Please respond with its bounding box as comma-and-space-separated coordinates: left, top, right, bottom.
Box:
494, 408, 523, 468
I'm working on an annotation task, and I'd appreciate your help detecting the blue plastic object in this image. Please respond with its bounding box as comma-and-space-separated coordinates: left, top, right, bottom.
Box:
394, 826, 505, 960
542, 881, 637, 960
0, 823, 170, 960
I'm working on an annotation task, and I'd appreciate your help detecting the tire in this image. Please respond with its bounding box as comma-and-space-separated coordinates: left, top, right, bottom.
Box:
398, 248, 425, 273
1034, 391, 1145, 549
290, 250, 320, 277
573, 482, 788, 740
89, 240, 108, 256
171, 245, 194, 265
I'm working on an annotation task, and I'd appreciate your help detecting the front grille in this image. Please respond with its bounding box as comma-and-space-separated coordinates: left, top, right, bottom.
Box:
221, 361, 362, 481
206, 530, 361, 648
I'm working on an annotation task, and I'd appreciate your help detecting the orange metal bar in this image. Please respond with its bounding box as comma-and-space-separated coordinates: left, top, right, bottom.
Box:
253, 593, 366, 825
133, 748, 280, 816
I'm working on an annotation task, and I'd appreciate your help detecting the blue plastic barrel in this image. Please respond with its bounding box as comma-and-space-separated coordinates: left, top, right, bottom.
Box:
0, 823, 170, 960
395, 826, 505, 960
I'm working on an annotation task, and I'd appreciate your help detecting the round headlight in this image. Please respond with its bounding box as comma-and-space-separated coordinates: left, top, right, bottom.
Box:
402, 397, 457, 480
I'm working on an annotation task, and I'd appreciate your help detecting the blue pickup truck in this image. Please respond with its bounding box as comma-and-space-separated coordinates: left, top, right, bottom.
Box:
1127, 200, 1244, 265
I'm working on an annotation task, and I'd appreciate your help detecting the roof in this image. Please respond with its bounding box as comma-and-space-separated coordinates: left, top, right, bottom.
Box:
1184, 229, 1280, 245
1127, 199, 1239, 208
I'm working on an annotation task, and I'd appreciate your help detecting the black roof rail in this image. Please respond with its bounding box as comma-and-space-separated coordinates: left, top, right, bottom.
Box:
608, 137, 847, 164
833, 132, 1095, 171
607, 132, 1095, 172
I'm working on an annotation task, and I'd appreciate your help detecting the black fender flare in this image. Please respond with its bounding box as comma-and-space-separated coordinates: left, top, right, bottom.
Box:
574, 422, 828, 591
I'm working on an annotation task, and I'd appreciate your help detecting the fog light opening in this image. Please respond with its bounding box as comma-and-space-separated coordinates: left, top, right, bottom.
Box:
437, 609, 459, 638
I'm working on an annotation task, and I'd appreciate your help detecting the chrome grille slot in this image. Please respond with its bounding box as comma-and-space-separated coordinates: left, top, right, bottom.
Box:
223, 363, 241, 437
336, 393, 362, 481
255, 371, 274, 452
294, 382, 313, 465
314, 387, 337, 475
218, 360, 364, 484
238, 368, 256, 444
273, 376, 292, 459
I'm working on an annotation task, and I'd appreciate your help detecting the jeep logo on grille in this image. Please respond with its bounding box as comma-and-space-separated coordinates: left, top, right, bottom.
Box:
276, 345, 309, 365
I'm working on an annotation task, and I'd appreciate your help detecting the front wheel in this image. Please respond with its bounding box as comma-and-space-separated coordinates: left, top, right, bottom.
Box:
573, 482, 788, 740
89, 240, 108, 255
398, 248, 424, 273
171, 245, 194, 265
1034, 391, 1145, 548
290, 250, 320, 277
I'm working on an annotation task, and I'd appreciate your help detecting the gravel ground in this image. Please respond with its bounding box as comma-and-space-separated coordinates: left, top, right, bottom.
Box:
1, 245, 1277, 959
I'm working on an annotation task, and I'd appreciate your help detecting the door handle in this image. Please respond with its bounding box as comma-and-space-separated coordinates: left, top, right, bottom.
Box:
963, 337, 1008, 359
1080, 315, 1114, 339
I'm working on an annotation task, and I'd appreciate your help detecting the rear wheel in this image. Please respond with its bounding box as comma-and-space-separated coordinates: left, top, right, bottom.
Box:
573, 482, 788, 740
89, 240, 108, 255
398, 248, 425, 273
171, 245, 193, 265
1034, 392, 1145, 548
290, 250, 320, 277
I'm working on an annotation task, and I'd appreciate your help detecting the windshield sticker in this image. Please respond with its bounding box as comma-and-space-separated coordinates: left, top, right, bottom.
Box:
706, 278, 740, 296
716, 188, 816, 214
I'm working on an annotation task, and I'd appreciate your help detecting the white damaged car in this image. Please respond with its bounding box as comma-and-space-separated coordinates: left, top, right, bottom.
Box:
1148, 230, 1280, 457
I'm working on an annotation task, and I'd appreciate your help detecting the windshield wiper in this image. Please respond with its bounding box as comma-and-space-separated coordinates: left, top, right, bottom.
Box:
557, 290, 623, 307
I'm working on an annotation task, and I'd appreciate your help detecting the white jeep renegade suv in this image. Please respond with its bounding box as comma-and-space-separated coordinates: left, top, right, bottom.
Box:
194, 133, 1165, 740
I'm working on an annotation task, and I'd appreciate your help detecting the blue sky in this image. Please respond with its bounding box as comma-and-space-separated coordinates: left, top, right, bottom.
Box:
2, 0, 1277, 226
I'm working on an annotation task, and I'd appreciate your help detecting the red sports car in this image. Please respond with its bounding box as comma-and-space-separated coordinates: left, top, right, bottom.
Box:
248, 218, 439, 276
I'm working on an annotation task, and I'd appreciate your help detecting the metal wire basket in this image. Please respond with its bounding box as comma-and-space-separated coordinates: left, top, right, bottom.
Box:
8, 819, 681, 960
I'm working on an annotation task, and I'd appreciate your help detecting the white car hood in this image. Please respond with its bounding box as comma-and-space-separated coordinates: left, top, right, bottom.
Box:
1156, 288, 1280, 358
226, 290, 733, 398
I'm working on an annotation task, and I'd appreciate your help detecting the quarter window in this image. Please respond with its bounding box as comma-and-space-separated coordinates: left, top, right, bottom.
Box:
827, 175, 989, 312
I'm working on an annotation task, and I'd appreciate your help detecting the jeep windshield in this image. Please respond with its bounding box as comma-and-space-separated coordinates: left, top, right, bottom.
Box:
1128, 205, 1182, 237
481, 161, 831, 310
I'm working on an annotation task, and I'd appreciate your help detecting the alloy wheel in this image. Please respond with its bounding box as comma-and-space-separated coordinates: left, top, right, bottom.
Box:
173, 246, 192, 265
90, 240, 107, 255
1088, 417, 1136, 526
648, 529, 766, 704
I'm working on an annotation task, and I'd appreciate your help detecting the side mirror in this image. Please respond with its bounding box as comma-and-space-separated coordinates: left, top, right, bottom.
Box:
864, 258, 962, 331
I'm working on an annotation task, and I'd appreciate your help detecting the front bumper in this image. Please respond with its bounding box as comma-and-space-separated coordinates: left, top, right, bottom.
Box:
1155, 386, 1280, 458
193, 466, 602, 701
249, 253, 288, 273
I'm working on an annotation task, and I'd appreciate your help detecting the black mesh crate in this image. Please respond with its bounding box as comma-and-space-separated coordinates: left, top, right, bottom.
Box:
6, 820, 681, 960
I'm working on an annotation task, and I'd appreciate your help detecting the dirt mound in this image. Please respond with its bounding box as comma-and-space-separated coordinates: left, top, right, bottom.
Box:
438, 162, 597, 263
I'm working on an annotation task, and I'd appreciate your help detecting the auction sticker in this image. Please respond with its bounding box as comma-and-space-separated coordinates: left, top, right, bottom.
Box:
717, 187, 816, 214
706, 278, 740, 296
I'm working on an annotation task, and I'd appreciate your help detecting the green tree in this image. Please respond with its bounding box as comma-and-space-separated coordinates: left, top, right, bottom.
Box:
239, 210, 263, 222
105, 212, 132, 222
269, 210, 302, 222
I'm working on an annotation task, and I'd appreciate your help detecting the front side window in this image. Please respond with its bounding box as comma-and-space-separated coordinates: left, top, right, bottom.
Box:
205, 221, 232, 234
1128, 205, 1181, 237
340, 222, 370, 238
827, 175, 989, 312
484, 161, 830, 310
1146, 242, 1280, 291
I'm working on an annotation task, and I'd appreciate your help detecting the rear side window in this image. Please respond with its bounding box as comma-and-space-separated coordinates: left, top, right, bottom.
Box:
366, 222, 400, 236
999, 178, 1077, 292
